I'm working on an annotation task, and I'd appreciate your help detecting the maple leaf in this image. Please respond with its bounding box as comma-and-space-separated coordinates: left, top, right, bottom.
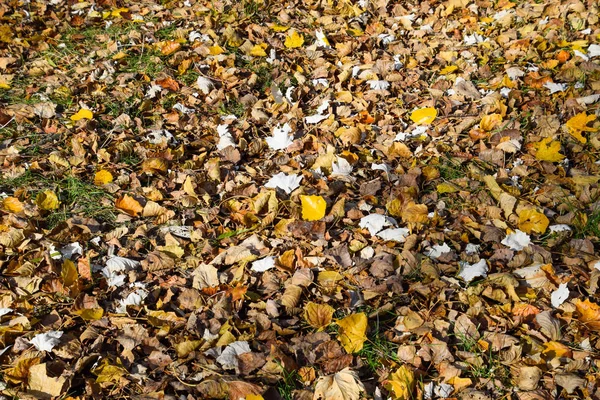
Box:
314, 368, 365, 400
337, 313, 367, 353
284, 30, 304, 48
534, 137, 565, 162
566, 112, 598, 143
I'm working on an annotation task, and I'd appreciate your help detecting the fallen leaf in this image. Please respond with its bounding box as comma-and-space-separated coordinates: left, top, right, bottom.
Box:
301, 195, 326, 221
3, 196, 23, 213
384, 365, 415, 400
575, 299, 600, 331
304, 302, 334, 331
70, 108, 93, 121
534, 138, 565, 162
115, 194, 143, 217
36, 190, 60, 210
94, 170, 113, 185
410, 107, 437, 125
284, 30, 304, 48
566, 112, 597, 143
314, 368, 365, 400
337, 313, 367, 353
518, 209, 549, 234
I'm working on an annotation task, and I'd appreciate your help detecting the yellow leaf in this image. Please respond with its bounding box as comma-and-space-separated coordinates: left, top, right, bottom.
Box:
534, 138, 565, 162
410, 107, 437, 125
246, 395, 264, 400
92, 358, 127, 383
3, 196, 23, 213
440, 65, 458, 75
518, 208, 549, 234
284, 30, 305, 48
208, 45, 225, 55
141, 158, 168, 174
74, 307, 104, 321
115, 194, 143, 217
300, 195, 326, 221
337, 313, 367, 353
401, 201, 429, 224
480, 113, 503, 131
94, 170, 113, 185
250, 44, 267, 57
61, 259, 78, 288
270, 24, 289, 32
36, 190, 60, 210
110, 7, 129, 17
304, 302, 334, 331
566, 112, 597, 143
384, 365, 415, 400
70, 108, 93, 121
437, 182, 459, 193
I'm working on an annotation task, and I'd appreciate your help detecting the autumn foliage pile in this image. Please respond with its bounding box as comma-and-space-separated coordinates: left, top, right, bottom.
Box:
1, 0, 600, 399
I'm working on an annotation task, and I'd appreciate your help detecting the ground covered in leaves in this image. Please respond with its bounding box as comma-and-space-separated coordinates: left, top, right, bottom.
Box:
1, 0, 600, 399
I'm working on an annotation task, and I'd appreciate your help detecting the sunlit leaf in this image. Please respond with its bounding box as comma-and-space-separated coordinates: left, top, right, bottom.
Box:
304, 302, 334, 331
566, 112, 598, 143
337, 313, 367, 353
384, 365, 415, 400
410, 107, 437, 125
534, 137, 565, 162
73, 307, 104, 321
70, 108, 93, 121
3, 196, 23, 213
94, 170, 113, 185
480, 113, 503, 131
115, 194, 143, 217
284, 30, 304, 48
518, 208, 549, 234
36, 190, 60, 210
300, 195, 326, 221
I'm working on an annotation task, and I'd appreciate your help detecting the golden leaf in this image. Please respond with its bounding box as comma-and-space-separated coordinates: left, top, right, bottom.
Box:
73, 307, 104, 321
575, 299, 600, 331
301, 195, 326, 221
284, 30, 305, 48
384, 365, 415, 400
141, 158, 168, 174
115, 194, 143, 217
208, 45, 225, 55
337, 313, 367, 353
304, 302, 334, 331
480, 113, 503, 131
70, 108, 93, 121
410, 107, 437, 125
161, 41, 181, 55
3, 196, 23, 213
401, 201, 429, 224
249, 44, 267, 57
270, 24, 289, 32
518, 208, 549, 234
566, 112, 598, 144
534, 137, 565, 162
94, 170, 113, 185
437, 182, 459, 193
92, 358, 127, 383
36, 190, 60, 210
541, 341, 573, 359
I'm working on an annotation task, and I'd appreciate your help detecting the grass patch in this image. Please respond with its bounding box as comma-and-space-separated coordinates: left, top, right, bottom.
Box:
358, 330, 399, 373
276, 368, 301, 400
0, 172, 116, 228
574, 207, 600, 241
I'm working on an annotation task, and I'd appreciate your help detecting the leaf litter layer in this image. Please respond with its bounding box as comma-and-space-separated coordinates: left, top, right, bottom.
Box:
1, 0, 600, 399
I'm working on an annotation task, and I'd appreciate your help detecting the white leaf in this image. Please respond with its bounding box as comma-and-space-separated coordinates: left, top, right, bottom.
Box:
31, 331, 63, 352
0, 308, 12, 317
145, 84, 162, 99
594, 260, 600, 272
196, 76, 214, 95
102, 256, 140, 288
501, 229, 531, 251
305, 113, 329, 124
216, 124, 236, 150
315, 29, 330, 48
266, 123, 294, 150
505, 67, 525, 80
359, 214, 394, 236
543, 82, 567, 94
371, 163, 390, 174
434, 382, 454, 398
376, 228, 409, 242
264, 172, 302, 194
465, 243, 480, 255
426, 243, 451, 258
366, 80, 390, 90
60, 242, 83, 259
216, 341, 251, 369
464, 33, 487, 45
458, 259, 488, 283
549, 224, 571, 233
146, 129, 174, 145
332, 157, 353, 176
173, 103, 194, 114
251, 256, 276, 272
551, 283, 569, 308
312, 78, 329, 88
588, 44, 600, 58
314, 368, 365, 400
116, 288, 148, 313
574, 50, 589, 61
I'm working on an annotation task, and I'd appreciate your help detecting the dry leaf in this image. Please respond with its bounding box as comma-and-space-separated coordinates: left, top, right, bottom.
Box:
337, 313, 367, 353
304, 302, 334, 331
115, 194, 143, 217
410, 107, 437, 125
36, 190, 60, 210
94, 170, 113, 185
314, 368, 364, 400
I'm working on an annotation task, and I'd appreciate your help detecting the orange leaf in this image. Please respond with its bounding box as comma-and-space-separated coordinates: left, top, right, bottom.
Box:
156, 77, 180, 92
115, 194, 143, 217
576, 299, 600, 331
161, 41, 181, 55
